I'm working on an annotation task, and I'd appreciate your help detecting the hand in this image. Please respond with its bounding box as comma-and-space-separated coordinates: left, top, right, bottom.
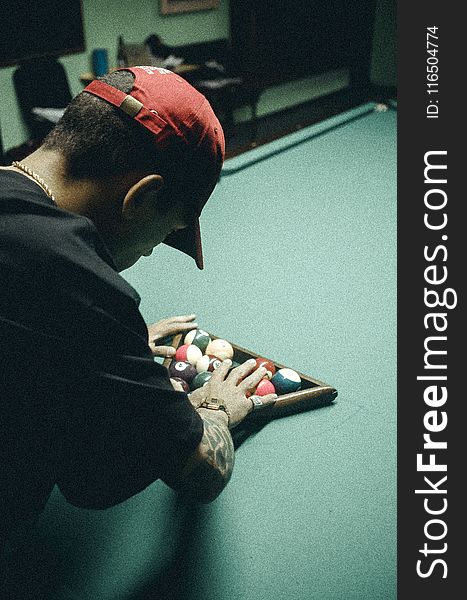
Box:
148, 314, 197, 358
189, 358, 277, 428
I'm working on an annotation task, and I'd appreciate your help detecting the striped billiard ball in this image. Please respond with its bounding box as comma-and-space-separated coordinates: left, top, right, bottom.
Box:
271, 368, 301, 395
184, 329, 211, 353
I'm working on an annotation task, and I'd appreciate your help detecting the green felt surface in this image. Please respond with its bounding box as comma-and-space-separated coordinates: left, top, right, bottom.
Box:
33, 104, 396, 599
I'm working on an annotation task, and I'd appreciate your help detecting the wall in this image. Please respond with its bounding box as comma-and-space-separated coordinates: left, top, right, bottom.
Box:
0, 0, 230, 151
0, 0, 396, 153
253, 0, 399, 122
370, 0, 397, 87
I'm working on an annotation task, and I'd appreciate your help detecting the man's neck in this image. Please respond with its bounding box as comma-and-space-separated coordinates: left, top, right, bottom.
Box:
19, 149, 107, 216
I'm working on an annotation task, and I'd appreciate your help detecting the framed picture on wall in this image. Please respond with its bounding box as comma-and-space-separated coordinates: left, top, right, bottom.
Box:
160, 0, 219, 15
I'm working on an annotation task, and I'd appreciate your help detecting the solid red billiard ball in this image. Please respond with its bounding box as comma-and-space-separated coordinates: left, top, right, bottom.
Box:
255, 379, 276, 396
168, 360, 197, 384
254, 358, 276, 380
175, 344, 202, 365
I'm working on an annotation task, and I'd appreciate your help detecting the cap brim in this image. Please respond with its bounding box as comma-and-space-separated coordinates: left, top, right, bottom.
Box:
163, 218, 204, 270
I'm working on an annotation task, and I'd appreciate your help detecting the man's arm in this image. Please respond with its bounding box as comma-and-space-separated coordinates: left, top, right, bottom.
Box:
161, 408, 234, 503
161, 359, 277, 503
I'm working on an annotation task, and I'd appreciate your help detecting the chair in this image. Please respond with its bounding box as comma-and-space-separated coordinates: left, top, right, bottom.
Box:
119, 41, 154, 68
13, 56, 72, 142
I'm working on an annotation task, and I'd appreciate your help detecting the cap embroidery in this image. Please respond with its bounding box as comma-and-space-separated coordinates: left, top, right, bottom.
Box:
137, 66, 172, 75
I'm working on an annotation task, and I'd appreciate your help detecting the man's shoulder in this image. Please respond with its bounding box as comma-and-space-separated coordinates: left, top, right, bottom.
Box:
1, 169, 108, 260
0, 168, 140, 307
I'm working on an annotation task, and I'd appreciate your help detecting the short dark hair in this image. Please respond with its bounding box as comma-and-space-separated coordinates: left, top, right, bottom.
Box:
43, 71, 167, 178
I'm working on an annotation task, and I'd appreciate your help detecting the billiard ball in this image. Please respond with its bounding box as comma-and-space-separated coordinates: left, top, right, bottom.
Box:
191, 371, 212, 390
184, 329, 211, 353
374, 102, 388, 112
175, 344, 202, 365
205, 338, 234, 361
203, 355, 222, 372
255, 358, 276, 379
271, 368, 301, 395
195, 354, 222, 373
195, 354, 210, 373
171, 377, 190, 393
255, 379, 276, 396
168, 360, 197, 384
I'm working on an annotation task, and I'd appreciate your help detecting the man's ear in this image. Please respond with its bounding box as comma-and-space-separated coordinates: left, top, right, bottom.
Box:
121, 174, 164, 220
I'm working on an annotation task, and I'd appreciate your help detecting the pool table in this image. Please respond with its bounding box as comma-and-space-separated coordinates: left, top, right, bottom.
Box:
31, 102, 397, 600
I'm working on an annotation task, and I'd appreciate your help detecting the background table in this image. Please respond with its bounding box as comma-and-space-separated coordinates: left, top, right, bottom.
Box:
32, 103, 396, 600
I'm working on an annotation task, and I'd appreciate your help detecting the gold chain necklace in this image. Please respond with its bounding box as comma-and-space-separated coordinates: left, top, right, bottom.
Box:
12, 161, 56, 205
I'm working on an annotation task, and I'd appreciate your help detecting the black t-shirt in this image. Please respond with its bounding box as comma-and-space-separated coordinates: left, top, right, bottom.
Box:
0, 170, 203, 540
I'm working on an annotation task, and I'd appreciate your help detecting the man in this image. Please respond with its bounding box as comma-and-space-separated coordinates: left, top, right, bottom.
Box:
0, 67, 276, 566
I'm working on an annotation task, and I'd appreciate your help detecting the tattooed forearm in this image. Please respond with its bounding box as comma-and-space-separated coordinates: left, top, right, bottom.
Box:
165, 409, 235, 503
197, 409, 235, 479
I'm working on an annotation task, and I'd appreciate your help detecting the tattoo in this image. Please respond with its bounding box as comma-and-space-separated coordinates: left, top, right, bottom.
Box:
198, 411, 234, 476
176, 410, 235, 503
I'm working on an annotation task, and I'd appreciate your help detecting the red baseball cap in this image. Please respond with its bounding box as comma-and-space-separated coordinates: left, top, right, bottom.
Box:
83, 66, 225, 269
